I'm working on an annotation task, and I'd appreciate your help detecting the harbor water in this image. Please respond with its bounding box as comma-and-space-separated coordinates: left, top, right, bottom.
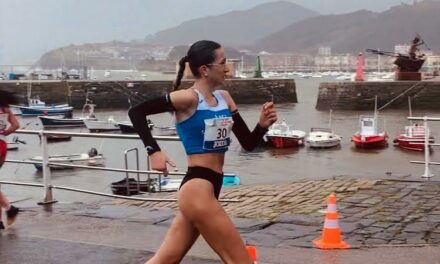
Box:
1, 77, 440, 203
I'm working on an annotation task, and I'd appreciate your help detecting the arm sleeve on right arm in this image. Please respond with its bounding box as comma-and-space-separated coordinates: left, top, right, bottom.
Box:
128, 94, 175, 155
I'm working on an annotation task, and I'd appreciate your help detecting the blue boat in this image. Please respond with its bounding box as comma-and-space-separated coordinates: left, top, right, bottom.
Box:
222, 174, 241, 187
19, 105, 73, 117
159, 174, 240, 192
11, 96, 73, 117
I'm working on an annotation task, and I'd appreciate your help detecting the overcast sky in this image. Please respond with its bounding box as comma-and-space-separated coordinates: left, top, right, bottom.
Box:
0, 0, 415, 64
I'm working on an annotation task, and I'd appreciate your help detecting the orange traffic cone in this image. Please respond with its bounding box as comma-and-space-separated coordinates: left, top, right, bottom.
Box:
313, 193, 350, 249
246, 244, 258, 263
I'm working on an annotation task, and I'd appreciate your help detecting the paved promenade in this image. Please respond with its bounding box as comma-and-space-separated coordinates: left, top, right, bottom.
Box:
119, 176, 440, 248
1, 176, 439, 263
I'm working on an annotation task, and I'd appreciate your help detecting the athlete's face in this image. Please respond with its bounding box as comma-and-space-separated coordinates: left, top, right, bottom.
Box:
206, 48, 229, 85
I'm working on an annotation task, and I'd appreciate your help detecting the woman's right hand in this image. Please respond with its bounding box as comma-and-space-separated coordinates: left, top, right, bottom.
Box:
148, 151, 176, 177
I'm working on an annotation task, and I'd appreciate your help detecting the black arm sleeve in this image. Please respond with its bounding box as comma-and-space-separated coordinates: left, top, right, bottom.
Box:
128, 94, 176, 155
231, 110, 268, 151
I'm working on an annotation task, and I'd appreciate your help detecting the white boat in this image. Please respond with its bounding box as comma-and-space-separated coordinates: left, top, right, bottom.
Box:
306, 128, 342, 148
306, 110, 341, 148
30, 148, 105, 171
154, 125, 177, 136
84, 116, 120, 132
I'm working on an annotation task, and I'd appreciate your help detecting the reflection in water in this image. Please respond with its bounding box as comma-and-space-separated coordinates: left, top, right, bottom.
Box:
267, 147, 302, 158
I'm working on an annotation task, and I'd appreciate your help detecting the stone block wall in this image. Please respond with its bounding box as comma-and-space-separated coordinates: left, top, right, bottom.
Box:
0, 78, 297, 109
316, 81, 440, 110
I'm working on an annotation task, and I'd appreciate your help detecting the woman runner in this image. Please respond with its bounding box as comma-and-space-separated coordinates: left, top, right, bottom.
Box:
129, 40, 277, 264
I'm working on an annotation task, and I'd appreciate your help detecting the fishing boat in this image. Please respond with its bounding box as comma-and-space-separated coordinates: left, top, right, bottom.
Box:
351, 97, 388, 148
12, 96, 73, 117
30, 148, 105, 171
264, 120, 306, 148
18, 105, 73, 117
393, 97, 435, 151
394, 124, 434, 151
306, 128, 341, 148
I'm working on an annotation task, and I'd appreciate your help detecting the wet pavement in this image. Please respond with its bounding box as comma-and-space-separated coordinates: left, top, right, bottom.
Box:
1, 176, 440, 263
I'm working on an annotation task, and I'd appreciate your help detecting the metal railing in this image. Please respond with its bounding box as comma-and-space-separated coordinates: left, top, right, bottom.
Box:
2, 129, 239, 204
408, 116, 440, 178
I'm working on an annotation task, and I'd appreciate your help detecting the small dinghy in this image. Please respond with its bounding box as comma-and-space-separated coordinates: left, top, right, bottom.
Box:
30, 147, 105, 171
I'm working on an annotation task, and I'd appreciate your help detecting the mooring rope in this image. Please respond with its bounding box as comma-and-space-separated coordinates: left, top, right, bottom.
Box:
377, 81, 426, 111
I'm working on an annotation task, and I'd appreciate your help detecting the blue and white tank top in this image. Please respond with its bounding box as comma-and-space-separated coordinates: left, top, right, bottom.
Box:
176, 89, 233, 155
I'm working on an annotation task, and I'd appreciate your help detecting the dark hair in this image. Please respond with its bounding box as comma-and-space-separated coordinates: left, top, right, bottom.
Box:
0, 90, 18, 107
173, 40, 221, 91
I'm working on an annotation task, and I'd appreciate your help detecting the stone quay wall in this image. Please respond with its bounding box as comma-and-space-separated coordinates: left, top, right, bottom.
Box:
316, 81, 440, 110
0, 78, 296, 109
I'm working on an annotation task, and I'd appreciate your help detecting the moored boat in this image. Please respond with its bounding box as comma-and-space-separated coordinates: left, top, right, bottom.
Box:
19, 105, 73, 117
351, 116, 388, 148
393, 124, 434, 151
39, 115, 97, 128
30, 148, 104, 171
306, 128, 342, 148
38, 103, 98, 128
117, 120, 154, 133
84, 117, 120, 132
265, 121, 306, 148
110, 174, 240, 195
393, 97, 435, 151
351, 97, 388, 149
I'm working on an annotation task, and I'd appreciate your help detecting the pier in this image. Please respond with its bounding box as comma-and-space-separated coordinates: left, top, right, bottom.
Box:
316, 81, 440, 110
0, 78, 297, 108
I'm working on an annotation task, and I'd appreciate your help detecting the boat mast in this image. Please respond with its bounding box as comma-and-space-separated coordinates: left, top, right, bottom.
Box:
329, 109, 333, 128
374, 96, 378, 133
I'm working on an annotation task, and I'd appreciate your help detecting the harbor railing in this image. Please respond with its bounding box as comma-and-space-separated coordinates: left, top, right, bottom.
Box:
2, 129, 239, 204
408, 116, 440, 178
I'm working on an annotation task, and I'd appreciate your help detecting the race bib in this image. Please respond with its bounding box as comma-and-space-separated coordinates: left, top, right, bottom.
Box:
203, 117, 233, 150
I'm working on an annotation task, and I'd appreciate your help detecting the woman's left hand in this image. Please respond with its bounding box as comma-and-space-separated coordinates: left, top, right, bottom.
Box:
258, 101, 277, 129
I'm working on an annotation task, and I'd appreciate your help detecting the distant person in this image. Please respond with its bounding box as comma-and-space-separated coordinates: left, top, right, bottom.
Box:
0, 90, 20, 229
409, 37, 424, 60
129, 40, 277, 263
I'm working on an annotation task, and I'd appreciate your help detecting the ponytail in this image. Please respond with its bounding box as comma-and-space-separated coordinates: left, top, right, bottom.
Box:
0, 90, 18, 107
173, 56, 187, 91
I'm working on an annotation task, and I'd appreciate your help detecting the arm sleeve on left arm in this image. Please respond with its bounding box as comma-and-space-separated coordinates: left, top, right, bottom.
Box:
231, 110, 268, 151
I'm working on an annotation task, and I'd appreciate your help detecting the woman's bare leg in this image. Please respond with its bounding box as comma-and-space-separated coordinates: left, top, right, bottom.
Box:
146, 211, 200, 264
179, 179, 252, 264
0, 191, 11, 209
